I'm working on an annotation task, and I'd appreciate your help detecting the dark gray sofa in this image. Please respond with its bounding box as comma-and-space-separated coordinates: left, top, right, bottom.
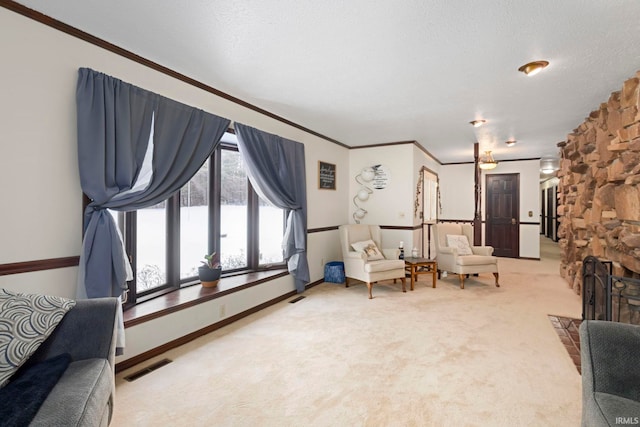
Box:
26, 297, 118, 426
580, 320, 640, 426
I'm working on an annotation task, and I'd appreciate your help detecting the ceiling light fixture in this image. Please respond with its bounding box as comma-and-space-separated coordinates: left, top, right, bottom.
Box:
469, 119, 487, 127
540, 158, 560, 175
478, 151, 498, 170
505, 140, 517, 147
518, 60, 549, 76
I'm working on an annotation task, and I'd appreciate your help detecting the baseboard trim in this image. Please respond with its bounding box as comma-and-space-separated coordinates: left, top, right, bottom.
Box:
308, 226, 339, 233
115, 279, 324, 373
520, 257, 541, 261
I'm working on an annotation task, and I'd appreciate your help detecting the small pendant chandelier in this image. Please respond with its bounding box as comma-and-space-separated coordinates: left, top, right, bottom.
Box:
479, 151, 498, 170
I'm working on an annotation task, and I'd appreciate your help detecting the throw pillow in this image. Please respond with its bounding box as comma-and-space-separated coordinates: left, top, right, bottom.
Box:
446, 234, 473, 256
0, 289, 76, 387
351, 239, 385, 260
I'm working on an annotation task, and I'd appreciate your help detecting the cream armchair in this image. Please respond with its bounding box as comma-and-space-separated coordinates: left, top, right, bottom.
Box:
339, 224, 406, 299
432, 223, 499, 289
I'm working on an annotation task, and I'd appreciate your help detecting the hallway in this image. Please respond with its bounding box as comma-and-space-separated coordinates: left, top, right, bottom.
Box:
540, 235, 560, 262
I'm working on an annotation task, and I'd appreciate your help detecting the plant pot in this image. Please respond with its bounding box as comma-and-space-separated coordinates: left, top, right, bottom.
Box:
198, 266, 221, 288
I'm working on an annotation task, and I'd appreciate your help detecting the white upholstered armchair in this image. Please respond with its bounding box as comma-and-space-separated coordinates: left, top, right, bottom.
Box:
432, 223, 499, 289
338, 224, 406, 299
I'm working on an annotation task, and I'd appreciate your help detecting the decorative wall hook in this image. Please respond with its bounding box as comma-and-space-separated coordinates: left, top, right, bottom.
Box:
353, 167, 374, 223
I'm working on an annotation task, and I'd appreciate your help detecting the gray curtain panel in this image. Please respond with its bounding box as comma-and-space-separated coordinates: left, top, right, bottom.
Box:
235, 123, 310, 292
77, 68, 230, 299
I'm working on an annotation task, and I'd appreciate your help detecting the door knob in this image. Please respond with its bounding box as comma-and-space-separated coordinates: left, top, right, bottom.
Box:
511, 218, 516, 225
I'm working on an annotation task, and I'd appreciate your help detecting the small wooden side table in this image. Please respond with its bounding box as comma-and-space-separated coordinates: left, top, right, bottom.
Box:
403, 258, 437, 290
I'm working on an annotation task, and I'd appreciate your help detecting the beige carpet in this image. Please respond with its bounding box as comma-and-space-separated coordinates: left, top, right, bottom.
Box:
112, 237, 582, 426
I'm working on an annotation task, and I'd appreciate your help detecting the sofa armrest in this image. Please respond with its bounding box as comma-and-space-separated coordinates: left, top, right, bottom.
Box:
435, 248, 458, 273
30, 298, 118, 368
472, 246, 494, 256
580, 321, 640, 402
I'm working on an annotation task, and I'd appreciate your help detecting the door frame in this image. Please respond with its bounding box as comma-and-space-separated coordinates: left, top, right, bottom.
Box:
419, 166, 438, 259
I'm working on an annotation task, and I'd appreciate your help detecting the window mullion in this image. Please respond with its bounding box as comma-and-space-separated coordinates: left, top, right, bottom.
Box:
247, 182, 259, 269
124, 210, 137, 307
167, 193, 180, 288
211, 152, 221, 259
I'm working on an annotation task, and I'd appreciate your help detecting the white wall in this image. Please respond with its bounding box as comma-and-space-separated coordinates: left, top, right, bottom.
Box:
0, 8, 348, 362
438, 160, 541, 258
349, 144, 412, 250
349, 144, 414, 227
439, 164, 475, 220
0, 8, 544, 365
347, 144, 440, 254
481, 160, 541, 258
541, 177, 559, 191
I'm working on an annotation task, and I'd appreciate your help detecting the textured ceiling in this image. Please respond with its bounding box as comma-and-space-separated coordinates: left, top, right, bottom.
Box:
14, 0, 640, 165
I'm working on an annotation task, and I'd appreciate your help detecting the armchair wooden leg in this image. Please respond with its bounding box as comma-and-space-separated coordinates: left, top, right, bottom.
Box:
367, 282, 373, 299
437, 270, 441, 279
401, 277, 406, 293
493, 272, 500, 287
459, 274, 465, 289
345, 277, 350, 288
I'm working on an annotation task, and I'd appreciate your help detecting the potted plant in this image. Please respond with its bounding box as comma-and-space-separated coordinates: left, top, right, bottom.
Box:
198, 252, 222, 288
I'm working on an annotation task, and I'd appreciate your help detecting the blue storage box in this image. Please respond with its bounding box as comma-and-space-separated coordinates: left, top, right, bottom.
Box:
324, 261, 345, 284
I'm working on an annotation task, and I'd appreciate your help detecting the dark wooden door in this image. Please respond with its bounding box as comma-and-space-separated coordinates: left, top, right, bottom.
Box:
546, 187, 554, 240
540, 189, 546, 235
486, 174, 519, 258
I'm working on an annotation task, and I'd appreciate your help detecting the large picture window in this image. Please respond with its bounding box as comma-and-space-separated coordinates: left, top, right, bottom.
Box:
114, 133, 285, 307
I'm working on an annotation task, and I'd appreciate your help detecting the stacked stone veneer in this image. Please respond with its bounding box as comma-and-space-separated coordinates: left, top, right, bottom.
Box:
558, 72, 640, 294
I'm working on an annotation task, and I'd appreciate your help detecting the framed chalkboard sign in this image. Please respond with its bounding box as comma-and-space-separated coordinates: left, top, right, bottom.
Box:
318, 161, 336, 190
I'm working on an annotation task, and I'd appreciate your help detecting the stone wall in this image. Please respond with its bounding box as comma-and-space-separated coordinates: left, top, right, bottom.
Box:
558, 71, 640, 294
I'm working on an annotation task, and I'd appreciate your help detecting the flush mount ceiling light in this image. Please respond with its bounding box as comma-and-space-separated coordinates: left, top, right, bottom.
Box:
505, 140, 517, 147
469, 119, 487, 127
478, 151, 498, 170
518, 60, 549, 76
540, 158, 560, 174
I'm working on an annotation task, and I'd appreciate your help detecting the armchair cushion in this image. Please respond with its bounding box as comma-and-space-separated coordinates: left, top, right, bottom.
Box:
456, 255, 499, 266
446, 234, 473, 255
351, 239, 385, 260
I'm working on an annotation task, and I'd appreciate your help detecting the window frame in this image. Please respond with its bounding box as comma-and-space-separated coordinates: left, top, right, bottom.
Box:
109, 141, 285, 309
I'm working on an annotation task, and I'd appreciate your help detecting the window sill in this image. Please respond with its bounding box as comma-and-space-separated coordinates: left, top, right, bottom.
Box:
122, 269, 289, 327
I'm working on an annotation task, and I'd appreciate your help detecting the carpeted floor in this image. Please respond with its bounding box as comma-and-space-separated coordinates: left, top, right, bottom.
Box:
112, 237, 582, 426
